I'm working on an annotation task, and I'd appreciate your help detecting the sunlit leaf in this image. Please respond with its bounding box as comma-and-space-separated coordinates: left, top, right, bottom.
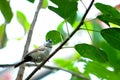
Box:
54, 58, 80, 73
71, 76, 83, 80
16, 11, 30, 33
41, 0, 48, 9
0, 24, 7, 48
46, 30, 62, 45
75, 44, 108, 63
101, 28, 120, 50
0, 0, 13, 23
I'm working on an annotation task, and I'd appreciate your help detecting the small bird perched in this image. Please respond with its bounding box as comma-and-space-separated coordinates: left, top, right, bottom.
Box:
14, 39, 52, 68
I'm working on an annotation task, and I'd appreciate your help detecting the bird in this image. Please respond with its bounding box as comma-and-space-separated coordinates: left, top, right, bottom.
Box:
14, 39, 52, 68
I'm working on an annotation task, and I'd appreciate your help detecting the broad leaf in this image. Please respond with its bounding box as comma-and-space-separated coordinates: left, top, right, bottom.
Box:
0, 24, 7, 48
97, 15, 120, 26
95, 3, 120, 18
46, 30, 62, 45
48, 0, 78, 20
75, 44, 108, 63
101, 28, 120, 50
0, 0, 13, 23
16, 11, 30, 33
95, 3, 120, 26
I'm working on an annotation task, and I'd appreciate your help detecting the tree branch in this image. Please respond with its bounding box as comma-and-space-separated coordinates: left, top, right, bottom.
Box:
0, 64, 89, 80
26, 0, 95, 80
44, 66, 89, 80
15, 0, 43, 80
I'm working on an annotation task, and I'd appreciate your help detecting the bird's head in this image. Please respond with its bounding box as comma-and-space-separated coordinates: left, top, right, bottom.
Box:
44, 39, 52, 48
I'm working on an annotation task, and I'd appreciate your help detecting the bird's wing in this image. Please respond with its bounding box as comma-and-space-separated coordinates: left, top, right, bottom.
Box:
26, 46, 46, 55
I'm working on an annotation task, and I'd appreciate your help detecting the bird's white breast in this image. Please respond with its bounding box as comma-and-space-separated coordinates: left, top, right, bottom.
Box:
30, 47, 52, 62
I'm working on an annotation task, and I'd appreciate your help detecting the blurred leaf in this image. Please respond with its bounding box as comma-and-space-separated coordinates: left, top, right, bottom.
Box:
46, 30, 62, 45
92, 19, 104, 47
70, 76, 84, 80
95, 3, 120, 26
0, 0, 13, 23
68, 11, 82, 28
41, 0, 48, 9
75, 44, 108, 63
101, 28, 120, 50
16, 11, 30, 33
100, 41, 120, 72
27, 0, 35, 3
48, 0, 78, 20
54, 53, 80, 72
0, 24, 7, 48
54, 58, 80, 73
57, 21, 67, 40
91, 20, 120, 71
85, 61, 119, 80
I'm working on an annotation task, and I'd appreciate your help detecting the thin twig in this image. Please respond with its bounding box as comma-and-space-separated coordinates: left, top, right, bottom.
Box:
26, 0, 95, 80
84, 23, 93, 41
16, 0, 43, 80
0, 64, 89, 80
80, 28, 100, 32
80, 0, 93, 42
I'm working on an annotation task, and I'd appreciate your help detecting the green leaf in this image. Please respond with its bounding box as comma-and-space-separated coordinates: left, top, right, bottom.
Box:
48, 0, 78, 20
75, 44, 108, 63
16, 11, 30, 33
95, 3, 120, 26
97, 15, 120, 26
0, 24, 7, 48
71, 76, 85, 80
85, 61, 119, 80
95, 3, 120, 18
54, 58, 80, 73
27, 0, 35, 3
101, 28, 120, 50
0, 0, 13, 23
46, 30, 62, 45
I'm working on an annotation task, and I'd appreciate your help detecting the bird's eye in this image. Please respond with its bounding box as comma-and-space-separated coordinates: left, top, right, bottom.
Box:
47, 39, 52, 43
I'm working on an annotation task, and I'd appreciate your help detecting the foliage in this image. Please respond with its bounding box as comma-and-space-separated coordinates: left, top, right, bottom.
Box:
16, 11, 30, 33
0, 0, 120, 80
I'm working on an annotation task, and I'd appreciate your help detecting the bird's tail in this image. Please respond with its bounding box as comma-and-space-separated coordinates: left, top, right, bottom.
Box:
14, 59, 27, 68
